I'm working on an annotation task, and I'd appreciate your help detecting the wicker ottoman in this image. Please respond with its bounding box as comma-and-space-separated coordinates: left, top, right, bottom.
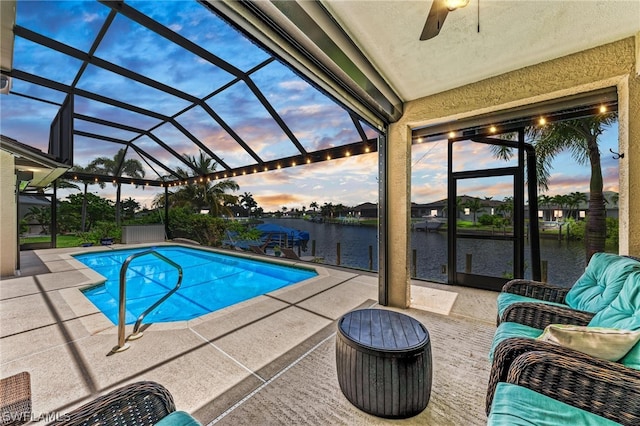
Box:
336, 309, 432, 418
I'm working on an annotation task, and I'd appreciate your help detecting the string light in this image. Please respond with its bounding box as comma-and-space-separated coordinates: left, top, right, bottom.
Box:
448, 131, 456, 138
599, 105, 607, 113
345, 151, 350, 157
489, 125, 497, 133
365, 147, 370, 153
306, 158, 311, 164
538, 117, 546, 126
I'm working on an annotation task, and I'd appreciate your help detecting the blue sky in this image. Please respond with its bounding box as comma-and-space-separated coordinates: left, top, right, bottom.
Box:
1, 0, 620, 212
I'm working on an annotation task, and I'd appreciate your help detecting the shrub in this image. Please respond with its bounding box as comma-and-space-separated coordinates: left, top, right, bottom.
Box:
478, 214, 494, 226
606, 217, 619, 247
90, 221, 121, 242
168, 208, 227, 246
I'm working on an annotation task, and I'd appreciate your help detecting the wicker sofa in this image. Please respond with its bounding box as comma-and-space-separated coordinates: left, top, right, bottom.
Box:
487, 269, 640, 424
46, 381, 200, 426
497, 253, 640, 327
487, 338, 640, 425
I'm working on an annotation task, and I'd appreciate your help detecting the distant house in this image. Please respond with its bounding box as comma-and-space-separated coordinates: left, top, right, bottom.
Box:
411, 196, 505, 221
532, 191, 619, 221
19, 194, 51, 235
351, 202, 377, 218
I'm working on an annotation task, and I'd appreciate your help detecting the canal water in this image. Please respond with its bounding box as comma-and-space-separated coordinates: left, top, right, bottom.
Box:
262, 218, 586, 287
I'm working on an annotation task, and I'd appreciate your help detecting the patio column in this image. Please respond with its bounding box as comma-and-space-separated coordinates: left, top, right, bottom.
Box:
383, 121, 412, 308
621, 66, 640, 257
1, 150, 17, 276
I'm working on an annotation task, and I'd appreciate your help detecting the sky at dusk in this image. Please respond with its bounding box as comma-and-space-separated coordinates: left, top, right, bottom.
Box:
1, 0, 620, 213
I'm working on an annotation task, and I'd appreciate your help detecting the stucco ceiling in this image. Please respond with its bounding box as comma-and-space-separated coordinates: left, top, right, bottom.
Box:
322, 0, 640, 102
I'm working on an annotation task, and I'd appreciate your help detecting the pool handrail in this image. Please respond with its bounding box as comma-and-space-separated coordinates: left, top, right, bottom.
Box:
114, 249, 183, 353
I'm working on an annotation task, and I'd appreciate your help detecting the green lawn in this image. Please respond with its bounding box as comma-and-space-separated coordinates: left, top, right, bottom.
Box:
20, 235, 85, 248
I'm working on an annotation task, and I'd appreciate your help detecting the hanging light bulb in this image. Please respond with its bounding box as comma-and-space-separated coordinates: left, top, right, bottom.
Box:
445, 0, 470, 11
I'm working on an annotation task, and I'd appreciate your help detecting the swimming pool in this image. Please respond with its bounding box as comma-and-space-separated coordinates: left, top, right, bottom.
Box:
76, 246, 317, 325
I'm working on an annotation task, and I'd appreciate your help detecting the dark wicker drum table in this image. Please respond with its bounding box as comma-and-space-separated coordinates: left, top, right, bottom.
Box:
336, 309, 432, 418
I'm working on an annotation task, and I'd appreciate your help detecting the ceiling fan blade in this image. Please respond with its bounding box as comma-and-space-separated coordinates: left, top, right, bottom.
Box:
420, 0, 450, 40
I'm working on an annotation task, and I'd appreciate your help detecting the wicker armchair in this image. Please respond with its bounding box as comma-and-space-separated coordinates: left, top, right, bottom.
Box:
0, 372, 31, 426
497, 253, 640, 327
47, 381, 176, 426
486, 338, 640, 425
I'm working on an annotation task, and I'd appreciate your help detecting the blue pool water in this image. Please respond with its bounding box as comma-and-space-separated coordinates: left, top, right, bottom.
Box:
76, 246, 317, 325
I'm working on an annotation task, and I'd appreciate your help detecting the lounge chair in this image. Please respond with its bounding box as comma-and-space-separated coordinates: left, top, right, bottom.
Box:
46, 381, 201, 426
249, 245, 266, 255
281, 247, 323, 262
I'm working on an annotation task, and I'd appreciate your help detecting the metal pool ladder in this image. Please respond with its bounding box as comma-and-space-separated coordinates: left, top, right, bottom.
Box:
113, 249, 183, 353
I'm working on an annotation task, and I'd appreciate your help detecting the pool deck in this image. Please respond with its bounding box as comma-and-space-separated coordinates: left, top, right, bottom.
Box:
0, 243, 497, 425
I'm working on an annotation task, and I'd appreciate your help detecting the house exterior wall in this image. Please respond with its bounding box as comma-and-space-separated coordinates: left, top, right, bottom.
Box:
0, 150, 17, 276
385, 36, 640, 308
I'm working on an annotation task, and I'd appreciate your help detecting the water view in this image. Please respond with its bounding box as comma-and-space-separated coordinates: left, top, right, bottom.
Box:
262, 218, 587, 287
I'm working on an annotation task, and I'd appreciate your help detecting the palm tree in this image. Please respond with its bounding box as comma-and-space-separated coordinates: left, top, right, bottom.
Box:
552, 194, 569, 220
535, 114, 617, 260
321, 202, 335, 219
493, 113, 617, 262
611, 192, 619, 208
537, 194, 553, 221
239, 192, 257, 217
455, 196, 465, 219
568, 191, 588, 219
498, 196, 514, 224
464, 198, 485, 225
168, 151, 239, 216
69, 163, 105, 232
309, 201, 319, 213
334, 203, 346, 218
90, 148, 145, 225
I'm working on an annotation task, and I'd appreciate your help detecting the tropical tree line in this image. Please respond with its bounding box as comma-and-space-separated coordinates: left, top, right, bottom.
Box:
275, 202, 351, 219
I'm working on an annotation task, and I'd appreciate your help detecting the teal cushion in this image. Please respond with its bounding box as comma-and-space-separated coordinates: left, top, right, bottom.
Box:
489, 322, 543, 361
488, 383, 621, 425
589, 271, 640, 329
596, 270, 640, 369
565, 253, 640, 312
497, 292, 567, 317
155, 411, 202, 426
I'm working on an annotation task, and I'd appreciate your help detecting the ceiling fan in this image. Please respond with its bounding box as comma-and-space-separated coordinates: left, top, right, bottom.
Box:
420, 0, 470, 41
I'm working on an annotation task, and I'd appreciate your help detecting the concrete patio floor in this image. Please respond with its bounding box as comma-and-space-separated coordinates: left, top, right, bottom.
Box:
0, 244, 497, 425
